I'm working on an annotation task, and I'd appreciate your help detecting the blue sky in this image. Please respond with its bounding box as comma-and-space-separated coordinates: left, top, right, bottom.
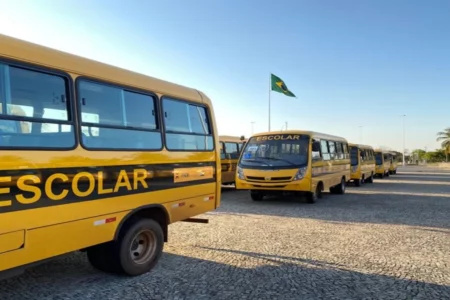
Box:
1, 0, 449, 152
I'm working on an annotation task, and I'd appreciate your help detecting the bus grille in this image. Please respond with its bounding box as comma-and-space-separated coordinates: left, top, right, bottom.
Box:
246, 176, 292, 182
251, 185, 287, 188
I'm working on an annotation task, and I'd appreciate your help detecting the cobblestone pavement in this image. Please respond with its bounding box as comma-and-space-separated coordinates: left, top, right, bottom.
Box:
1, 166, 449, 299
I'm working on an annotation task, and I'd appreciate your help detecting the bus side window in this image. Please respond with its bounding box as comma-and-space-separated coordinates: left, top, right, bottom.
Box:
225, 142, 239, 159
328, 141, 336, 160
320, 140, 330, 161
342, 143, 349, 159
163, 97, 213, 151
336, 142, 343, 159
312, 140, 321, 160
220, 142, 226, 159
0, 63, 75, 149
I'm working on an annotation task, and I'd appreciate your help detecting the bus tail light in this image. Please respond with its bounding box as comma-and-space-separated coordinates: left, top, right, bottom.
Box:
293, 167, 307, 181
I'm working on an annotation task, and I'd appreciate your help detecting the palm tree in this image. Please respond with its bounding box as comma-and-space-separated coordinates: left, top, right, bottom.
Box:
436, 128, 450, 162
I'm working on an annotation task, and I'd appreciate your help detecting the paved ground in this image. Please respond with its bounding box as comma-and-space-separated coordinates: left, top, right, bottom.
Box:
1, 166, 449, 299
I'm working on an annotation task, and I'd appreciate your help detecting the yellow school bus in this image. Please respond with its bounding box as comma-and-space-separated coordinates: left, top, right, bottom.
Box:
374, 149, 391, 178
219, 135, 246, 185
235, 130, 351, 203
0, 34, 221, 280
388, 152, 398, 174
349, 143, 376, 186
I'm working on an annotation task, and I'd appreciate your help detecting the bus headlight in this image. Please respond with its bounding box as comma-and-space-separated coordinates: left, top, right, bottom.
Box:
237, 166, 245, 180
293, 167, 307, 181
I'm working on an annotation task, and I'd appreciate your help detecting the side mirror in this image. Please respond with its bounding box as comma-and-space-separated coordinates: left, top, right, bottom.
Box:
312, 141, 321, 152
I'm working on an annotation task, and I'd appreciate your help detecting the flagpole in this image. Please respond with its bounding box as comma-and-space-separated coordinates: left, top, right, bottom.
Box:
268, 73, 271, 132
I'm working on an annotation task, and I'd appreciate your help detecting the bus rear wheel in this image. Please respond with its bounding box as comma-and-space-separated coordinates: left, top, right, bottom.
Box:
87, 218, 164, 276
366, 173, 374, 183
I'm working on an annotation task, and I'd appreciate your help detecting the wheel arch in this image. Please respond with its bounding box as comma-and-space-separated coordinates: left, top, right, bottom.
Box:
114, 204, 170, 242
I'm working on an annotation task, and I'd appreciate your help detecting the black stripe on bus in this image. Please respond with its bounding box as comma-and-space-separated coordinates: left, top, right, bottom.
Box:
0, 161, 216, 214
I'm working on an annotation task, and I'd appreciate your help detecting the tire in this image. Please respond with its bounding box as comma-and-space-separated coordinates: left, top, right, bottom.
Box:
88, 218, 164, 276
354, 178, 361, 187
393, 170, 397, 174
335, 178, 346, 194
306, 184, 322, 204
366, 173, 374, 183
250, 191, 264, 201
385, 171, 389, 177
87, 243, 118, 273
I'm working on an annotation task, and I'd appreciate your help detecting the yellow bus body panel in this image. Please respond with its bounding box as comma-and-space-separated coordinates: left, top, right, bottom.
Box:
235, 130, 350, 194
349, 143, 376, 181
219, 135, 246, 185
0, 34, 221, 275
374, 150, 391, 175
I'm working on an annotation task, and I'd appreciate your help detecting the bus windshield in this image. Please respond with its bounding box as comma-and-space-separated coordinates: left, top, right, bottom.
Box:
239, 134, 309, 169
350, 147, 359, 166
375, 153, 383, 165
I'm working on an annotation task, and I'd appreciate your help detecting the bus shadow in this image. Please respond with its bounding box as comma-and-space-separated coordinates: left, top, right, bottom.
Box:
219, 186, 450, 229
0, 251, 448, 299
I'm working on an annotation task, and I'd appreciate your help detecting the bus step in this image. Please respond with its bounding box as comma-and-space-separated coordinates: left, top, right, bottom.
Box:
181, 218, 209, 224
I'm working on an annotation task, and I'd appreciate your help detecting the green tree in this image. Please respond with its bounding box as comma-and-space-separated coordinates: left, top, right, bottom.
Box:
423, 149, 446, 163
412, 149, 426, 161
436, 128, 450, 162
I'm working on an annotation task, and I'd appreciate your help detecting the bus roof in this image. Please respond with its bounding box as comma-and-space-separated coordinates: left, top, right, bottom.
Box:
0, 33, 207, 105
374, 149, 389, 153
348, 143, 375, 150
250, 130, 348, 142
219, 135, 246, 143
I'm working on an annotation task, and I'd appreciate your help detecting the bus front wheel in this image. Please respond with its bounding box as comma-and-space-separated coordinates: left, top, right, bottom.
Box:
335, 178, 346, 194
250, 191, 264, 201
306, 184, 322, 204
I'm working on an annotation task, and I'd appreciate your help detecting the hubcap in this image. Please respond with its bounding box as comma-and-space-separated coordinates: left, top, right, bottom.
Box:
129, 230, 157, 265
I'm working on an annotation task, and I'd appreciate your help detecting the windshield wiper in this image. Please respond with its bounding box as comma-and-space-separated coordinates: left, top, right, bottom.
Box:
242, 158, 271, 166
263, 157, 296, 166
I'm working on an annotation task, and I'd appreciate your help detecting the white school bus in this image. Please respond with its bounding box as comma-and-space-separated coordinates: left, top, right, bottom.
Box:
219, 135, 246, 185
0, 34, 221, 280
235, 130, 351, 203
349, 143, 376, 186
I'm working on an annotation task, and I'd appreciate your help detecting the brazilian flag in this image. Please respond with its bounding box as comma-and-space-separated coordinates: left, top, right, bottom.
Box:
271, 74, 296, 97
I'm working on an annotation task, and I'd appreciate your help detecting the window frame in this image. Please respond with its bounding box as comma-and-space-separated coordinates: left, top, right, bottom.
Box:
0, 58, 77, 151
75, 76, 163, 152
161, 95, 215, 152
